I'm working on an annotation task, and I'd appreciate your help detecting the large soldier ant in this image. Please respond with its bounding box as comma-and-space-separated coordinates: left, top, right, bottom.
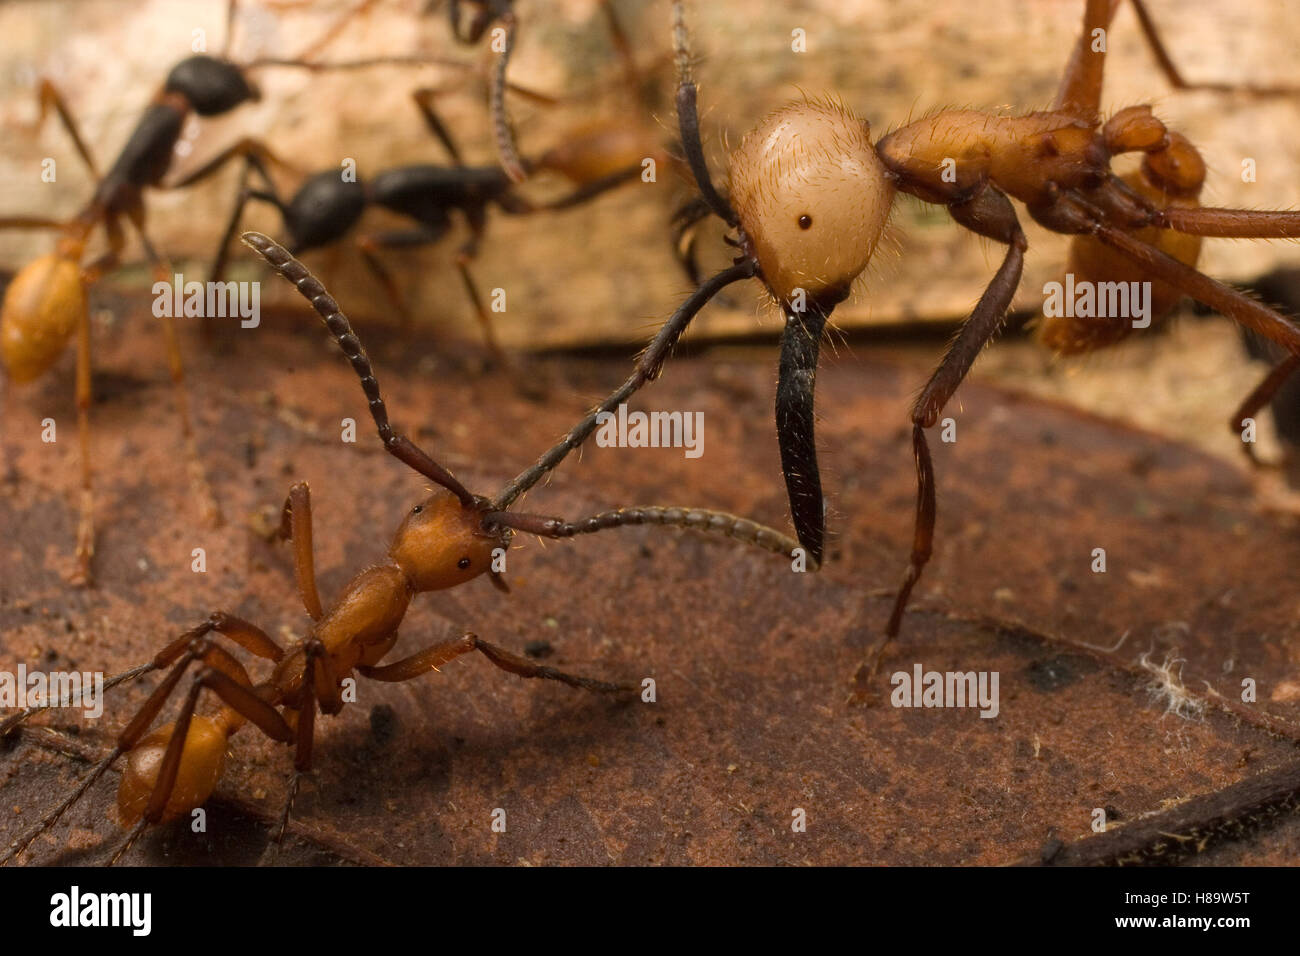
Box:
508, 0, 1300, 688
0, 232, 798, 865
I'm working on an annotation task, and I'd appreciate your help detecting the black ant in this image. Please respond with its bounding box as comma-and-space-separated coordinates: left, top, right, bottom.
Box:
0, 232, 799, 865
503, 0, 1300, 691
190, 87, 648, 357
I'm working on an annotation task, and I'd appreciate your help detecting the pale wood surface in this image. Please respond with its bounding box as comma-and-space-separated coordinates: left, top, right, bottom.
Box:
1, 0, 1299, 348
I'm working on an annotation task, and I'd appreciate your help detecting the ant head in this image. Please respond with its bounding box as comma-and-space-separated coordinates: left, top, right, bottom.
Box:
728, 98, 895, 309
165, 56, 260, 116
389, 489, 506, 593
1142, 131, 1206, 199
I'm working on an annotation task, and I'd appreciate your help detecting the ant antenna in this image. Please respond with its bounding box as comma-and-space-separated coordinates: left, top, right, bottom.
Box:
491, 12, 527, 183
241, 232, 478, 509
672, 0, 737, 227
484, 506, 811, 567
492, 257, 756, 509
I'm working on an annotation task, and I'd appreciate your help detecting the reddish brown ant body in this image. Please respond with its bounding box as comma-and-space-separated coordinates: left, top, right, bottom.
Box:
0, 232, 798, 865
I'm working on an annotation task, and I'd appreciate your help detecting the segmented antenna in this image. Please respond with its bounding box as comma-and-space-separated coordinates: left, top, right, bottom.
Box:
487, 506, 813, 568
241, 232, 477, 506
493, 258, 755, 509
671, 0, 737, 227
491, 12, 528, 183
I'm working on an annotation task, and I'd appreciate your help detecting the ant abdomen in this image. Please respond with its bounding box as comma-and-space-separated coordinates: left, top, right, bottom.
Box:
728, 99, 895, 307
0, 250, 86, 383
1039, 133, 1206, 354
117, 717, 231, 827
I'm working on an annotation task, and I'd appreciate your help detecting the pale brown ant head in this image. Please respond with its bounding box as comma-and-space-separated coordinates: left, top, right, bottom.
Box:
389, 489, 505, 592
728, 98, 896, 309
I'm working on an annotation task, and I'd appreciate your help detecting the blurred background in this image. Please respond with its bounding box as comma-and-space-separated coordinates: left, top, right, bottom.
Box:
2, 0, 1300, 466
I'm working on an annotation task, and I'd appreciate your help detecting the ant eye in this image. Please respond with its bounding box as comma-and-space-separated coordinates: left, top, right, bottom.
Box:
798, 214, 813, 230
411, 505, 423, 514
457, 557, 471, 570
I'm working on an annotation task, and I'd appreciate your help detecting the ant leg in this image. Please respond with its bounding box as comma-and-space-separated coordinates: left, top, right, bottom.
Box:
1057, 0, 1300, 118
353, 226, 448, 331
0, 216, 67, 232
1053, 0, 1120, 118
166, 137, 300, 191
448, 0, 492, 43
207, 157, 285, 285
455, 251, 508, 365
285, 0, 382, 62
221, 0, 239, 58
1092, 221, 1300, 356
59, 216, 132, 585
135, 666, 292, 822
452, 213, 511, 365
71, 264, 94, 585
494, 257, 756, 508
243, 233, 480, 506
1156, 207, 1300, 240
1229, 355, 1300, 466
357, 632, 631, 694
122, 206, 222, 530
34, 79, 100, 179
859, 188, 1028, 695
107, 663, 292, 864
671, 196, 714, 287
0, 611, 282, 740
272, 639, 340, 842
1126, 0, 1300, 98
528, 164, 644, 212
279, 482, 324, 620
596, 0, 643, 103
2, 626, 285, 863
411, 87, 466, 166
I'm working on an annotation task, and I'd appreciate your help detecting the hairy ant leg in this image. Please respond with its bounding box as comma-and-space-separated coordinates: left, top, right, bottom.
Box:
855, 187, 1028, 695
356, 632, 629, 693
1, 615, 285, 864
1229, 355, 1300, 466
118, 203, 222, 530
280, 481, 325, 621
32, 78, 100, 179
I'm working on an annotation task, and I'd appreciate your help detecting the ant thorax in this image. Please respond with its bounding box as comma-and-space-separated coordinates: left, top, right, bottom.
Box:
728, 98, 895, 307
